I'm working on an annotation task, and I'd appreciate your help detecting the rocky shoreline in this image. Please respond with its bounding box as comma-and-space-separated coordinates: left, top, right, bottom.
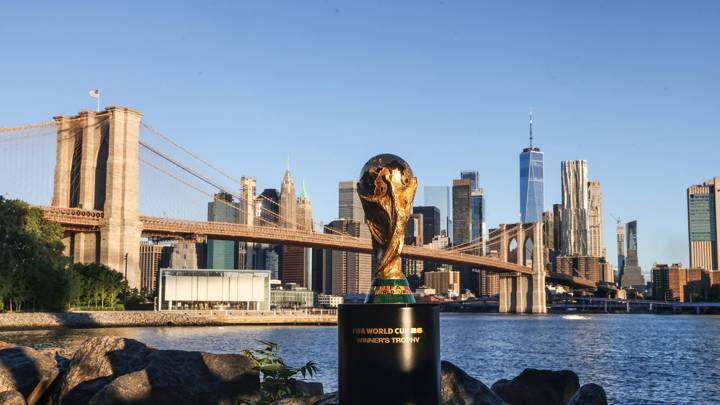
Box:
0, 311, 337, 331
0, 337, 608, 405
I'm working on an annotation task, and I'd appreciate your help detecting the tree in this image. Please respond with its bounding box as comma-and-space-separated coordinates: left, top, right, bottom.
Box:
71, 262, 128, 310
0, 196, 69, 311
0, 197, 129, 311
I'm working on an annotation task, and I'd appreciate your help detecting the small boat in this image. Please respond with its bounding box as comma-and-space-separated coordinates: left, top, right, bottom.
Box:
562, 314, 589, 320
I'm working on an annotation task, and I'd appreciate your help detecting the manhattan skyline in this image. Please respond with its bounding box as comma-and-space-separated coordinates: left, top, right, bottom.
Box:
1, 1, 719, 277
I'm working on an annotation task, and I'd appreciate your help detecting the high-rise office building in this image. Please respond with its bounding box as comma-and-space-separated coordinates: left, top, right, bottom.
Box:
452, 179, 472, 246
616, 219, 625, 281
560, 160, 589, 256
277, 169, 309, 286
339, 180, 363, 221
621, 220, 645, 289
687, 177, 720, 270
207, 192, 239, 269
327, 219, 371, 295
519, 112, 544, 223
265, 249, 279, 280
279, 169, 297, 229
311, 248, 325, 293
254, 189, 280, 281
405, 213, 424, 246
296, 182, 313, 232
424, 269, 461, 297
461, 171, 480, 191
424, 186, 452, 240
257, 188, 280, 226
460, 171, 486, 249
552, 204, 563, 253
286, 182, 314, 287
280, 246, 310, 287
587, 180, 604, 257
542, 210, 557, 269
139, 241, 171, 294
452, 178, 478, 293
403, 213, 425, 284
554, 255, 608, 284
413, 206, 441, 243
470, 189, 486, 254
478, 270, 499, 297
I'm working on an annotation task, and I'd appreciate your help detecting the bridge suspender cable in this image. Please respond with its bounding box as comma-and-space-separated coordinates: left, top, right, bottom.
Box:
141, 122, 241, 184
139, 140, 232, 194
140, 122, 360, 239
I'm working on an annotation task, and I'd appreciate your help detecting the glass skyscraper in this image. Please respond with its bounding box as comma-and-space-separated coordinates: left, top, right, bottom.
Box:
470, 190, 486, 242
687, 177, 719, 271
620, 220, 646, 288
460, 171, 480, 191
519, 112, 544, 223
461, 171, 486, 248
424, 186, 452, 241
207, 192, 239, 269
519, 149, 544, 223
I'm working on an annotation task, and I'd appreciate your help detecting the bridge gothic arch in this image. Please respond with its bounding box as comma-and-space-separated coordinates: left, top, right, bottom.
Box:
508, 237, 518, 265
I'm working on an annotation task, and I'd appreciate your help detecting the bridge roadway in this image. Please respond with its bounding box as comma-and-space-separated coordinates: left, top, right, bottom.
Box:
39, 206, 596, 289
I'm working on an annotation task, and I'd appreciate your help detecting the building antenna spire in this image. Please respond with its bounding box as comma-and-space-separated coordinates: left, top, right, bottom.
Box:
529, 109, 533, 148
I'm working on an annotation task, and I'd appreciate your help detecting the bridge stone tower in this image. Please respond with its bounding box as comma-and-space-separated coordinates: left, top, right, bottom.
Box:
495, 222, 547, 314
52, 107, 143, 289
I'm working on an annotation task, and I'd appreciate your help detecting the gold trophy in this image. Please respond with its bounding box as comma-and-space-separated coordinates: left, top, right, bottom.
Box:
357, 154, 417, 303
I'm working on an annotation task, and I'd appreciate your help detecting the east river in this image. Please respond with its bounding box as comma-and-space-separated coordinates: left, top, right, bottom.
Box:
2, 313, 719, 404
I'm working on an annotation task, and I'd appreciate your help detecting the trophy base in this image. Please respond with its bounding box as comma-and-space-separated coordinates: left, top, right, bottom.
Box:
338, 303, 441, 405
365, 278, 416, 303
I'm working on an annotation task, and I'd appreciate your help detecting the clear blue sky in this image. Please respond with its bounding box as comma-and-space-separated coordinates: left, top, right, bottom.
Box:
1, 1, 719, 277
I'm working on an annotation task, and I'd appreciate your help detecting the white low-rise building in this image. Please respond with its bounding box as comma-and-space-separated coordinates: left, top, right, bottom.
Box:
159, 269, 271, 311
317, 294, 344, 308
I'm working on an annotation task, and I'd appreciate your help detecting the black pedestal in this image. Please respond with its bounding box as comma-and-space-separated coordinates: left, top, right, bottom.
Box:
338, 303, 440, 405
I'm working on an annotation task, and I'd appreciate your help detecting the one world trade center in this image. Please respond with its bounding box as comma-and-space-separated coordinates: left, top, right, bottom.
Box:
519, 112, 544, 223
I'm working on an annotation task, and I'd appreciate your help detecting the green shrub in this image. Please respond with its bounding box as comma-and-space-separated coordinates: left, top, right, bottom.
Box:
242, 340, 318, 404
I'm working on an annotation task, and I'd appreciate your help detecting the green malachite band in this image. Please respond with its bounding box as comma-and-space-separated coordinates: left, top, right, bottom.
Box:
365, 278, 416, 304
367, 294, 416, 304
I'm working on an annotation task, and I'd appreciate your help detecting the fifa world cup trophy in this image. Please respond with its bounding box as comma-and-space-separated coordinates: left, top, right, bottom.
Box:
357, 153, 417, 303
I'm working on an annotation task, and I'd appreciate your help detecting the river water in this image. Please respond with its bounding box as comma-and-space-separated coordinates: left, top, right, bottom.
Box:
2, 313, 718, 404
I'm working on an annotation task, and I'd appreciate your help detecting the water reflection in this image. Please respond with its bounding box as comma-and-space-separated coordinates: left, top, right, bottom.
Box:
2, 314, 719, 403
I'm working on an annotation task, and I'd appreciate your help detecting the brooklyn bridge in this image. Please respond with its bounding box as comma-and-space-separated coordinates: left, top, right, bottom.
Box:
0, 106, 595, 314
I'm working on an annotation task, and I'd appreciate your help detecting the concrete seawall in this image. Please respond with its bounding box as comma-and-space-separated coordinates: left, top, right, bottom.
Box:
0, 310, 338, 330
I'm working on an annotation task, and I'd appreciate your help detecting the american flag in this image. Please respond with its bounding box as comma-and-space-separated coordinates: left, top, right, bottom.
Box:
88, 89, 100, 98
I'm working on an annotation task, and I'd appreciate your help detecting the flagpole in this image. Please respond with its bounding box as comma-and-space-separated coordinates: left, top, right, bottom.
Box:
96, 93, 100, 112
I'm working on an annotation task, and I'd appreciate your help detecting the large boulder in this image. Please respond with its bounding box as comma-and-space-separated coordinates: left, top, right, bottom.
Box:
291, 379, 324, 397
441, 361, 506, 405
567, 383, 608, 405
0, 390, 28, 405
311, 392, 339, 405
57, 336, 260, 405
491, 369, 579, 405
0, 344, 60, 405
87, 350, 259, 405
58, 336, 154, 404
